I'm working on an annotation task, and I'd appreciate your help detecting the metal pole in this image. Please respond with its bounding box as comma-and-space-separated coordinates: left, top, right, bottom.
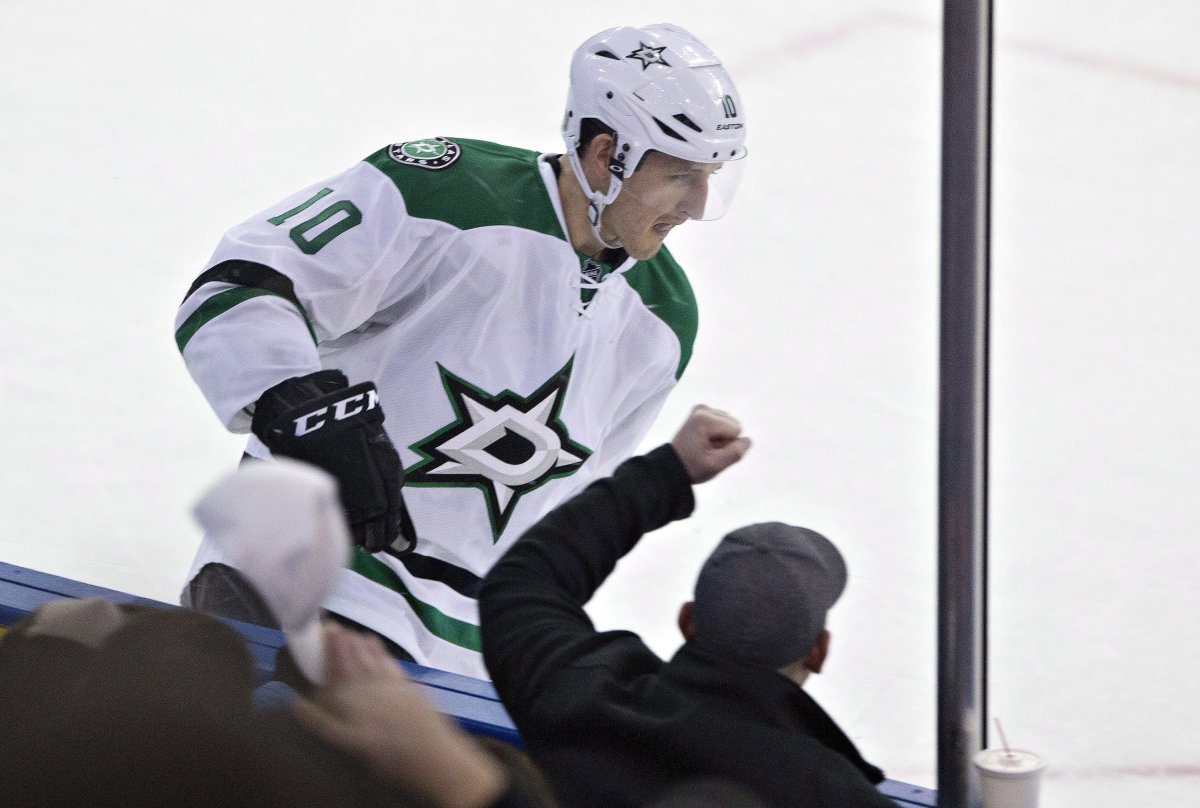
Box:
938, 1, 992, 807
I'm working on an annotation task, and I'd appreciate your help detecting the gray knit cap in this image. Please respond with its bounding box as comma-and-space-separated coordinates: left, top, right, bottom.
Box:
692, 523, 847, 670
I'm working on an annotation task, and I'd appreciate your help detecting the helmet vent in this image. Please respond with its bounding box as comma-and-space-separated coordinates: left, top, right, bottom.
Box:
672, 113, 703, 133
594, 50, 621, 60
652, 118, 688, 142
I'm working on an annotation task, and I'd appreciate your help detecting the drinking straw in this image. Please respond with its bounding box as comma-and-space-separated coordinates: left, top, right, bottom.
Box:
994, 717, 1014, 758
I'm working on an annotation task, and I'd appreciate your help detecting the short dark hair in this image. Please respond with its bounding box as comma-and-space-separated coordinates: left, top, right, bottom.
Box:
84, 606, 258, 718
4, 701, 348, 808
577, 118, 661, 173
0, 602, 343, 808
577, 117, 616, 155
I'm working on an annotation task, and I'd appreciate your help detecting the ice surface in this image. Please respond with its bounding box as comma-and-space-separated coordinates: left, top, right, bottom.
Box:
1, 1, 1197, 805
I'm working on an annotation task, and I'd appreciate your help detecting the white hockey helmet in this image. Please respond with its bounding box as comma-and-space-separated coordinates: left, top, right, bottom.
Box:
563, 23, 747, 238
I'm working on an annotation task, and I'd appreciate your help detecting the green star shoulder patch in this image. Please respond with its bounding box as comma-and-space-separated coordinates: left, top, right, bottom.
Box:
387, 137, 462, 170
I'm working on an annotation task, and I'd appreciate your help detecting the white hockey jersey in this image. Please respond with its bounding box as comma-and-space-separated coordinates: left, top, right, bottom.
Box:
176, 138, 697, 677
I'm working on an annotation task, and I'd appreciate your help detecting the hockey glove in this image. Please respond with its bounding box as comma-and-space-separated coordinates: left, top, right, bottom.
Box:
251, 370, 417, 556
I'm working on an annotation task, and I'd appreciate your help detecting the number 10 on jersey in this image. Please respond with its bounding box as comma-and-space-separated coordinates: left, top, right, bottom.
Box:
268, 187, 363, 255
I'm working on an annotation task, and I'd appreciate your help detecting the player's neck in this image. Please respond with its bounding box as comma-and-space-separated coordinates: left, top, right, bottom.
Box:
556, 156, 610, 258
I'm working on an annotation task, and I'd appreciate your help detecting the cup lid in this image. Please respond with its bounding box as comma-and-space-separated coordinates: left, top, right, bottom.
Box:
973, 749, 1045, 776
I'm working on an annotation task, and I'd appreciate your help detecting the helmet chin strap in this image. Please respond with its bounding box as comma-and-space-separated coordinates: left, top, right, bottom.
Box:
566, 146, 623, 251
586, 198, 621, 251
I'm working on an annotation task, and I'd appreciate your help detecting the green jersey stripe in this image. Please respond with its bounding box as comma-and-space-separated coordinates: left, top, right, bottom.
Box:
622, 252, 698, 380
175, 287, 317, 352
350, 549, 483, 652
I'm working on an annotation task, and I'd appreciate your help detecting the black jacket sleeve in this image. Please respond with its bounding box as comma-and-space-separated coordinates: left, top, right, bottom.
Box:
479, 445, 694, 718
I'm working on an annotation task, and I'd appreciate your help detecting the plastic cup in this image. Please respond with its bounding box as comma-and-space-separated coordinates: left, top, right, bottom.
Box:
973, 748, 1045, 808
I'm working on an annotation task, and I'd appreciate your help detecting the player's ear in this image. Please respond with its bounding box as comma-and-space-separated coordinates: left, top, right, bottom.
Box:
804, 629, 831, 674
582, 131, 616, 163
677, 601, 697, 640
580, 132, 616, 189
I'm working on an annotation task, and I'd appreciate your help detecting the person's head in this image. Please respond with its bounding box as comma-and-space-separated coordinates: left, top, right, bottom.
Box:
0, 599, 109, 744
82, 605, 258, 718
562, 24, 747, 259
0, 599, 316, 808
678, 523, 847, 680
5, 698, 348, 808
0, 597, 258, 724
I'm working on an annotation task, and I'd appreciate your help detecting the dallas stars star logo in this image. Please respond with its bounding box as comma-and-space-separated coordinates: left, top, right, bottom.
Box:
405, 359, 592, 541
626, 43, 670, 70
387, 137, 462, 170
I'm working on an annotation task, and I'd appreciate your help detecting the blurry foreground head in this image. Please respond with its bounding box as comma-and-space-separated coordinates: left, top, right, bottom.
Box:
193, 457, 351, 685
0, 597, 256, 721
0, 597, 311, 807
6, 691, 344, 808
691, 523, 847, 670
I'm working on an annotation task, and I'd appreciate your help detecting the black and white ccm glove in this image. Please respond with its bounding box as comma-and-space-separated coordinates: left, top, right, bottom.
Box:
251, 370, 416, 556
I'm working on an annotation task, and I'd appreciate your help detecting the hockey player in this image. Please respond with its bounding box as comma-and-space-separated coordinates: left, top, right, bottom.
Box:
175, 23, 748, 679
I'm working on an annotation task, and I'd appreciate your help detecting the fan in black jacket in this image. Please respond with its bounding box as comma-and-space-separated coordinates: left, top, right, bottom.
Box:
480, 405, 897, 808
